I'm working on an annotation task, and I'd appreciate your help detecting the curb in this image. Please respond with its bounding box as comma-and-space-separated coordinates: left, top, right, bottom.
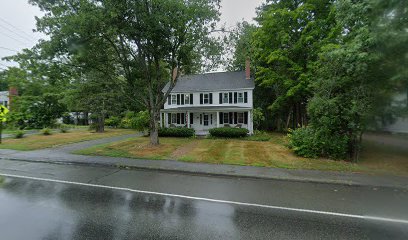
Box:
1, 156, 407, 190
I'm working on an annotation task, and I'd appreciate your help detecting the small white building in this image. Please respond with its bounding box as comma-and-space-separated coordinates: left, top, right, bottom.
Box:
160, 68, 255, 135
0, 91, 9, 108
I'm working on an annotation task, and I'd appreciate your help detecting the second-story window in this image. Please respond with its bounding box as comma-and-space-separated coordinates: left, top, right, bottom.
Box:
223, 93, 229, 103
185, 94, 190, 104
171, 95, 177, 105
238, 92, 244, 103
200, 93, 213, 104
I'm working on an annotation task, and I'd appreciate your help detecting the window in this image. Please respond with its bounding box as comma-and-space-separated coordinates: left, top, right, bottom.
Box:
223, 93, 229, 103
185, 94, 190, 104
171, 95, 177, 105
238, 93, 244, 103
170, 113, 185, 125
237, 112, 244, 123
171, 113, 177, 123
203, 114, 209, 126
223, 112, 229, 123
203, 93, 209, 104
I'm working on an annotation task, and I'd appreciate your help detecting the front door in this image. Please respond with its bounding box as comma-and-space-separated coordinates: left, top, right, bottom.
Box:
203, 114, 209, 129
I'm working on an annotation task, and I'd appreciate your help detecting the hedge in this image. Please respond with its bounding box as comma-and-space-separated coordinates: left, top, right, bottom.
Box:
158, 127, 195, 137
209, 127, 249, 138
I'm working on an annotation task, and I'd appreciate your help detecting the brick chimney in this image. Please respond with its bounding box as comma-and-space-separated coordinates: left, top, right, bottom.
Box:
245, 58, 251, 80
8, 87, 18, 110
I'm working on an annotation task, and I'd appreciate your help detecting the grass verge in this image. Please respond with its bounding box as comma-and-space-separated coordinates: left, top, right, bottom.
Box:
0, 129, 136, 151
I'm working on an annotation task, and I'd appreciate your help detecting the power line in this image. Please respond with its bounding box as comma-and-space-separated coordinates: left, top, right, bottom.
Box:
0, 46, 18, 52
0, 31, 29, 46
0, 22, 33, 43
0, 17, 37, 41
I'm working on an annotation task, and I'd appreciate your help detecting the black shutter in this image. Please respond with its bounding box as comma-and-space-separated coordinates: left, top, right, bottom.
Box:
177, 94, 180, 105
244, 112, 248, 124
209, 93, 213, 104
190, 94, 193, 104
181, 94, 184, 105
234, 92, 237, 103
229, 112, 233, 124
181, 113, 185, 124
244, 92, 248, 103
234, 112, 238, 124
168, 95, 171, 105
200, 114, 202, 124
210, 114, 213, 124
229, 92, 233, 104
177, 113, 180, 124
190, 113, 193, 124
220, 112, 224, 124
200, 94, 203, 104
219, 93, 222, 104
167, 113, 171, 124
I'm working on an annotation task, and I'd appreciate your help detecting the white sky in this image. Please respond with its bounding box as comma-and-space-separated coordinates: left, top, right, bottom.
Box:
0, 0, 264, 69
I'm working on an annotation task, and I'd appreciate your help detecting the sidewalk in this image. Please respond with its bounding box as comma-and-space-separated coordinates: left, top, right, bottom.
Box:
0, 135, 407, 190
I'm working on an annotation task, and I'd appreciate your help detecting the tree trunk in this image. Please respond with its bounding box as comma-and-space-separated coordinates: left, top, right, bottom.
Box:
149, 108, 161, 145
96, 114, 105, 133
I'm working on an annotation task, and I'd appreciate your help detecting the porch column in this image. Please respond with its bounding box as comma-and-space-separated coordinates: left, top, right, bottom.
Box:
248, 110, 253, 135
164, 113, 168, 128
216, 111, 219, 128
187, 111, 190, 128
159, 112, 163, 128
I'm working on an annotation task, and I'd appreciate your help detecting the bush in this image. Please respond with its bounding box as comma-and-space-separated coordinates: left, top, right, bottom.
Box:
105, 116, 121, 128
158, 127, 195, 137
288, 127, 349, 159
59, 124, 69, 133
245, 130, 271, 141
120, 111, 150, 131
41, 128, 52, 135
14, 130, 24, 139
209, 127, 249, 138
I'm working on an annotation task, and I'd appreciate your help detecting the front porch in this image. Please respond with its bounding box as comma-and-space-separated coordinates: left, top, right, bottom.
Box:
160, 106, 253, 135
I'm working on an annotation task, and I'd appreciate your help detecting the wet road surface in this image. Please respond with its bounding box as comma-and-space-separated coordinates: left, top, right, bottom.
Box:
0, 160, 407, 239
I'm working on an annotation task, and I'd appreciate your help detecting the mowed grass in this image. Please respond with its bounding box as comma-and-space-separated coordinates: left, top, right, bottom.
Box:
76, 132, 408, 175
0, 129, 136, 151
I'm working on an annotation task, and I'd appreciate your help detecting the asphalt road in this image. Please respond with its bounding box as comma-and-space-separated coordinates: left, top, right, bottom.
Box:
0, 159, 407, 240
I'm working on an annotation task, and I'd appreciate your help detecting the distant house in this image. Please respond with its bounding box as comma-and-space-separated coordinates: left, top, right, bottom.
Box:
160, 62, 255, 135
0, 91, 9, 108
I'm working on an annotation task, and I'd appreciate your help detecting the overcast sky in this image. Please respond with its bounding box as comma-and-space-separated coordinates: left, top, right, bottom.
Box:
0, 0, 264, 69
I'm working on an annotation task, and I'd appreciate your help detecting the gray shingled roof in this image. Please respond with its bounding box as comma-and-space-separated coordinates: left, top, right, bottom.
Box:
162, 71, 255, 93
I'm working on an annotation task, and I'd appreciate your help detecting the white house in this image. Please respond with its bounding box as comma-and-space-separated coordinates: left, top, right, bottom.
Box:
160, 65, 255, 135
0, 91, 10, 108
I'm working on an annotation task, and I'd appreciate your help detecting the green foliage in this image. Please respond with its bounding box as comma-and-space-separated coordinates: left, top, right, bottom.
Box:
105, 116, 121, 128
288, 127, 349, 159
158, 127, 195, 138
41, 128, 52, 135
120, 111, 150, 131
252, 108, 265, 130
244, 130, 271, 141
59, 124, 69, 133
209, 127, 249, 138
14, 130, 24, 139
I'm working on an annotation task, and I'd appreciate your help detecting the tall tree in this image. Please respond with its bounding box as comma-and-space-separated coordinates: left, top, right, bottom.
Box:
253, 0, 337, 130
30, 0, 221, 145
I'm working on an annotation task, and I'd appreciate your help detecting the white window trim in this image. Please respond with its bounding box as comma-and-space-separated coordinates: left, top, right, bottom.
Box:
185, 94, 190, 105
238, 92, 244, 103
237, 112, 244, 124
223, 93, 229, 104
223, 113, 229, 123
203, 93, 209, 104
171, 95, 177, 105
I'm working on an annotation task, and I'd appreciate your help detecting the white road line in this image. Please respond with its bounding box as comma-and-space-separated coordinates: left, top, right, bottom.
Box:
1, 172, 407, 225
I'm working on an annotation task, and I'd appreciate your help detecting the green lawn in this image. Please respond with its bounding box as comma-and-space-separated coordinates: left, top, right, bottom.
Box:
0, 129, 136, 151
74, 133, 408, 176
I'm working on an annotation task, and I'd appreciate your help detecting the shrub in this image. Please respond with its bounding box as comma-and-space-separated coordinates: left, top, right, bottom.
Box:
245, 130, 271, 141
14, 130, 24, 139
209, 127, 249, 138
288, 127, 349, 159
105, 116, 121, 128
158, 127, 195, 137
119, 111, 150, 131
59, 124, 69, 133
41, 128, 52, 135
